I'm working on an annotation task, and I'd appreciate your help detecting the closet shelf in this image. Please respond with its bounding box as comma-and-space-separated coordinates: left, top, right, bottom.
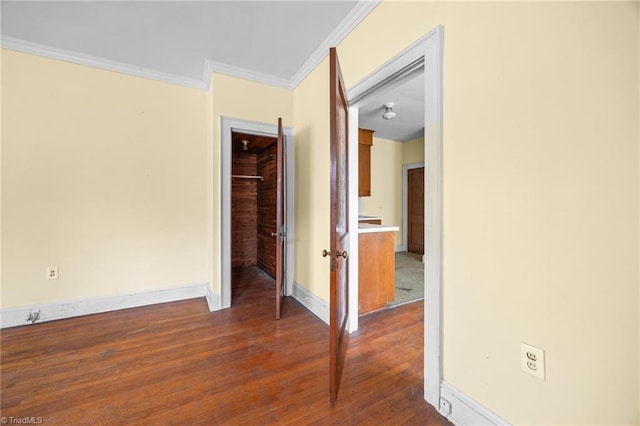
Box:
232, 174, 264, 181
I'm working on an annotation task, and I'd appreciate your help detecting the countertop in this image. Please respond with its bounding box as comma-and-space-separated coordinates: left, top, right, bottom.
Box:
358, 223, 400, 234
358, 215, 383, 221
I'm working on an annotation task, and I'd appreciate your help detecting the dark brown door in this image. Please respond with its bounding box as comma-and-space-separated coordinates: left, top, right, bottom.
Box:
275, 118, 285, 319
407, 167, 424, 254
328, 47, 349, 403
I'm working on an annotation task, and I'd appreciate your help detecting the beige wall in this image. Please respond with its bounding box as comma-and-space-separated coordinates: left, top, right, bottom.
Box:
402, 135, 424, 166
360, 136, 403, 243
295, 1, 639, 423
0, 55, 295, 308
1, 1, 638, 423
292, 58, 331, 301
209, 73, 293, 296
359, 135, 425, 247
1, 50, 212, 307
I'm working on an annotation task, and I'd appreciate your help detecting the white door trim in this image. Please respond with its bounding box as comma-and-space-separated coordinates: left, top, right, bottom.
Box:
402, 162, 425, 253
347, 106, 360, 334
346, 25, 444, 409
220, 117, 295, 309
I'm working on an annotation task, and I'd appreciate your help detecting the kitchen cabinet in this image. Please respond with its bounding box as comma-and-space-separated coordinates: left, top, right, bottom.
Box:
358, 128, 374, 197
358, 226, 397, 314
358, 215, 382, 225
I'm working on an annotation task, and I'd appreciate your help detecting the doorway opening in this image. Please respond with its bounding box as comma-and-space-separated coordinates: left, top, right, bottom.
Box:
230, 131, 279, 306
345, 25, 443, 407
220, 117, 295, 313
355, 66, 426, 312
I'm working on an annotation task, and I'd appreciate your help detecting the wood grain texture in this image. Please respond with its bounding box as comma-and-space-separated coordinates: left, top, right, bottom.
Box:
408, 167, 424, 255
257, 144, 277, 278
358, 129, 374, 197
232, 152, 258, 267
358, 128, 374, 146
329, 47, 350, 403
232, 132, 277, 154
359, 219, 382, 225
1, 266, 451, 426
358, 231, 396, 314
358, 144, 371, 198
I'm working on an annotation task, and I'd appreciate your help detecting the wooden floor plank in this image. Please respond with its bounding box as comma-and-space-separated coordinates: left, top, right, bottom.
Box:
1, 266, 451, 425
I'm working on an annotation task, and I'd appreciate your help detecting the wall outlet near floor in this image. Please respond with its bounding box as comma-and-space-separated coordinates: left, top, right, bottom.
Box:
521, 342, 545, 380
439, 397, 452, 416
26, 310, 41, 324
47, 266, 58, 280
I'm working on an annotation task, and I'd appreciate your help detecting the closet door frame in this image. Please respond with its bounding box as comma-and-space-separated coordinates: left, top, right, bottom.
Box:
220, 117, 295, 309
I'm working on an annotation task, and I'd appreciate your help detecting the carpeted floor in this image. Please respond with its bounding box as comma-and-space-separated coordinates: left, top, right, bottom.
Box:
388, 251, 424, 307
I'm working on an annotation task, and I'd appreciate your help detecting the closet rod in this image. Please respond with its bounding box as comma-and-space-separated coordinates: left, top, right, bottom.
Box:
232, 174, 264, 181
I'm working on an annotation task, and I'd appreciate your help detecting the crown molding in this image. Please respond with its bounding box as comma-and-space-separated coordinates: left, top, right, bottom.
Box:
206, 59, 292, 89
289, 0, 380, 88
0, 1, 379, 92
0, 36, 209, 90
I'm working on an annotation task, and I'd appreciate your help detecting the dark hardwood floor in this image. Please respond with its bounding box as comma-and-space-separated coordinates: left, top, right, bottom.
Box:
1, 266, 451, 425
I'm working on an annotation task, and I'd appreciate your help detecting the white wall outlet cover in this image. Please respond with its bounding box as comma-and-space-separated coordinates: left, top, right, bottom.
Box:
439, 397, 452, 416
521, 342, 545, 380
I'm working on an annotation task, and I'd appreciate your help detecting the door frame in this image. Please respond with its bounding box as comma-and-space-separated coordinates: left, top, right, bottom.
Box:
346, 25, 444, 408
220, 117, 295, 309
403, 162, 425, 253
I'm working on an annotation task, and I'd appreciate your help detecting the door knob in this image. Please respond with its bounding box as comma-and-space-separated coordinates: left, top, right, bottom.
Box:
271, 232, 278, 237
322, 250, 347, 258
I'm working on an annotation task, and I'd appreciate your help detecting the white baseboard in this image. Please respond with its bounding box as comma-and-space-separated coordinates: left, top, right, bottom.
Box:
0, 282, 215, 329
440, 381, 511, 426
395, 244, 404, 252
291, 281, 329, 325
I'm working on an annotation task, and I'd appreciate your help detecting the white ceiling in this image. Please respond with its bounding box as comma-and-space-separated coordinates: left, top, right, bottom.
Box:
358, 70, 425, 142
1, 1, 359, 84
1, 0, 423, 141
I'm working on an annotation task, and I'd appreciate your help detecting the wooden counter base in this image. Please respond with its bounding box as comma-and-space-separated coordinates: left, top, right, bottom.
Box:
358, 230, 395, 314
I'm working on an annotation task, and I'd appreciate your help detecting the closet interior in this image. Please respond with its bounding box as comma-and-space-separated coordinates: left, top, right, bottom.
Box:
231, 131, 278, 279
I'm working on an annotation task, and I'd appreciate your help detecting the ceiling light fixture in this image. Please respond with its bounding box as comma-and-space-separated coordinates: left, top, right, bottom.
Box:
382, 102, 396, 120
241, 140, 249, 151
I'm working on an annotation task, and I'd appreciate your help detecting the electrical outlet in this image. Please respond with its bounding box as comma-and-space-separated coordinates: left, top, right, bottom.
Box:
439, 397, 452, 416
26, 310, 41, 324
521, 342, 545, 380
47, 266, 58, 280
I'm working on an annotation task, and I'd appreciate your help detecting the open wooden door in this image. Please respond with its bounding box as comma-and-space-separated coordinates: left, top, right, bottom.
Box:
275, 118, 285, 319
327, 47, 350, 403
